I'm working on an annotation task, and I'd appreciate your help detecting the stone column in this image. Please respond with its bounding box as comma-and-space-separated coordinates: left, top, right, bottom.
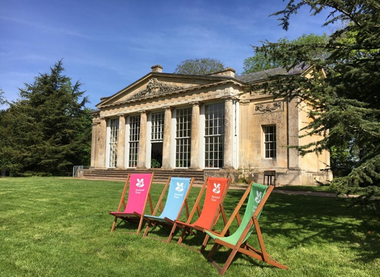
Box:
98, 117, 107, 168
90, 121, 99, 168
190, 102, 200, 169
137, 111, 147, 168
223, 97, 234, 169
116, 115, 126, 168
162, 107, 172, 169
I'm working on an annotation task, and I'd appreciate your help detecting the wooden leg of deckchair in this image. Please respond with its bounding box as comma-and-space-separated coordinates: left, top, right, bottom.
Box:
136, 216, 144, 235
142, 222, 151, 237
219, 248, 239, 275
167, 222, 177, 243
111, 218, 118, 232
207, 243, 224, 274
200, 233, 210, 253
254, 218, 269, 262
177, 227, 187, 244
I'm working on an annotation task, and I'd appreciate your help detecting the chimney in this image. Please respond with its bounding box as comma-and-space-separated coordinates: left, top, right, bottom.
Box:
151, 64, 163, 73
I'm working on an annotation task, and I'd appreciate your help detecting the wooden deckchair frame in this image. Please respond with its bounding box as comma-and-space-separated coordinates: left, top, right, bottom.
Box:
142, 177, 194, 242
206, 182, 288, 275
174, 177, 232, 252
110, 173, 154, 235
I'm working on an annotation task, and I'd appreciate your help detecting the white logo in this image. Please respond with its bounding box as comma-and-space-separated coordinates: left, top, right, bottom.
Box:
213, 183, 221, 194
136, 179, 145, 188
175, 182, 184, 192
255, 191, 263, 203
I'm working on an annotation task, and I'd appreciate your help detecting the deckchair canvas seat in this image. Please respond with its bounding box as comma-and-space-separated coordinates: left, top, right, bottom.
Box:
109, 173, 154, 235
143, 177, 194, 241
174, 177, 232, 251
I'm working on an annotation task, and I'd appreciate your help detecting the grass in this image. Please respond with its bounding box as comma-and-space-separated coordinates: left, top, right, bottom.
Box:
0, 177, 379, 277
276, 185, 336, 193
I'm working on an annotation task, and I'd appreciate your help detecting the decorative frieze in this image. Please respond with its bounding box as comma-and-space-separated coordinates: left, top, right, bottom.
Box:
254, 101, 283, 113
130, 78, 184, 100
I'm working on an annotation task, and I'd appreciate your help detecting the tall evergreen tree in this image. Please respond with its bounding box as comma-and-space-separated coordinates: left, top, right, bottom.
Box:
254, 0, 380, 211
0, 61, 91, 176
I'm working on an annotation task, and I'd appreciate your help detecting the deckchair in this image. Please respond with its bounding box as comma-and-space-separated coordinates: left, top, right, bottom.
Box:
205, 182, 288, 275
109, 173, 154, 235
142, 177, 194, 242
174, 177, 231, 251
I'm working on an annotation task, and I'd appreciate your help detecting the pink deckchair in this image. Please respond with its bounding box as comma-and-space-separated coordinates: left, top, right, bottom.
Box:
109, 173, 154, 234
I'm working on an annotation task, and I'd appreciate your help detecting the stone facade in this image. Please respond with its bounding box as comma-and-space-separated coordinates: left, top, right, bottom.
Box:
91, 65, 332, 186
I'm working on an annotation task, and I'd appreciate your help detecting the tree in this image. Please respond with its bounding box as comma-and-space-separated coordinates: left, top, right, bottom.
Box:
243, 33, 329, 73
174, 58, 225, 75
0, 60, 92, 176
0, 88, 5, 106
254, 0, 380, 211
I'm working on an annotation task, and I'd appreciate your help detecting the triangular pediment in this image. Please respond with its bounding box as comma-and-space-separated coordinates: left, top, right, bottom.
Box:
96, 72, 239, 108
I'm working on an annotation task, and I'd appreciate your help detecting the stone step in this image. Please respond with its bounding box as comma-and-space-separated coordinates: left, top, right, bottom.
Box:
82, 168, 205, 184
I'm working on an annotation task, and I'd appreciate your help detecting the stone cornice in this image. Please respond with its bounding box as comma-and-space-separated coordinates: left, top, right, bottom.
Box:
98, 79, 245, 109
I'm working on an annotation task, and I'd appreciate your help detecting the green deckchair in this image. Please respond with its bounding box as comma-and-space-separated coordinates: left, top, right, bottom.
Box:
205, 182, 288, 275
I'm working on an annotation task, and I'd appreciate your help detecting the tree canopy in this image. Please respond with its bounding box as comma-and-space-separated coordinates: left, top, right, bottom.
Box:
174, 58, 225, 75
243, 33, 329, 73
0, 88, 5, 106
255, 0, 380, 211
0, 61, 92, 176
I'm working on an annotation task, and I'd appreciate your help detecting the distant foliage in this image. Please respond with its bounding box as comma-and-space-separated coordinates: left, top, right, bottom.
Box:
243, 33, 329, 73
174, 58, 225, 75
0, 61, 92, 176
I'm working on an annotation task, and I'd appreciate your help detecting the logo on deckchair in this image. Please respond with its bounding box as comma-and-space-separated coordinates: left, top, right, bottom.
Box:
175, 182, 184, 192
213, 183, 221, 194
136, 179, 145, 188
255, 191, 263, 203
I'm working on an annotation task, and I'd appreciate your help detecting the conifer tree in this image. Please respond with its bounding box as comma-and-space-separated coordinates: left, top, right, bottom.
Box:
0, 61, 91, 176
255, 0, 380, 211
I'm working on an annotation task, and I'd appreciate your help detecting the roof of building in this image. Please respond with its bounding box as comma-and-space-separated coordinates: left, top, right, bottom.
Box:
236, 63, 310, 84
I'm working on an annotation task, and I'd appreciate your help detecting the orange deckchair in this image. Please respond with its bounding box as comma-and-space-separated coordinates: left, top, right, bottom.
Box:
109, 173, 154, 234
173, 177, 231, 251
205, 182, 288, 275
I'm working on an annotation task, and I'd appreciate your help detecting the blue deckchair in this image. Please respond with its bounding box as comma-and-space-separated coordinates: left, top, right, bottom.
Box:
142, 177, 194, 242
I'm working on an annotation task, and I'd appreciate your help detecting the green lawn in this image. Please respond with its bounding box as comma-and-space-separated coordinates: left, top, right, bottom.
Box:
0, 177, 379, 277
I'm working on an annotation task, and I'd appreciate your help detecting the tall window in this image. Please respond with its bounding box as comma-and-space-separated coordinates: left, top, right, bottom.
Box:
108, 118, 119, 168
263, 125, 276, 159
128, 115, 140, 167
176, 107, 192, 168
205, 103, 225, 168
151, 112, 164, 142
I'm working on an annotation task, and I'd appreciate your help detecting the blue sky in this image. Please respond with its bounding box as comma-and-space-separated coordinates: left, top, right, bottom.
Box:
1, 0, 331, 109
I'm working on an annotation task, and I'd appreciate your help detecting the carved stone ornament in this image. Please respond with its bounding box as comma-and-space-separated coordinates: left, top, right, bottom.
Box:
254, 101, 283, 113
130, 78, 184, 100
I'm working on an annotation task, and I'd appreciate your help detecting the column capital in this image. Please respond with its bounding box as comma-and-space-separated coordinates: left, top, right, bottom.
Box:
189, 101, 200, 106
222, 96, 238, 102
162, 105, 173, 111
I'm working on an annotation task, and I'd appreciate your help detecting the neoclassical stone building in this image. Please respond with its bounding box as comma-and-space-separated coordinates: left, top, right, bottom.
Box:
90, 65, 331, 185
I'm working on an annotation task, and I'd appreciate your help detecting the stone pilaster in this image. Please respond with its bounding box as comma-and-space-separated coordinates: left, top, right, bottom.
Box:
190, 102, 200, 169
137, 111, 147, 168
223, 98, 234, 169
90, 121, 99, 168
98, 117, 107, 168
116, 115, 125, 168
162, 107, 172, 168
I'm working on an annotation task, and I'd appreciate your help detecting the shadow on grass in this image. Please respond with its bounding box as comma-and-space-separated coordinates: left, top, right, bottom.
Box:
259, 193, 380, 264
